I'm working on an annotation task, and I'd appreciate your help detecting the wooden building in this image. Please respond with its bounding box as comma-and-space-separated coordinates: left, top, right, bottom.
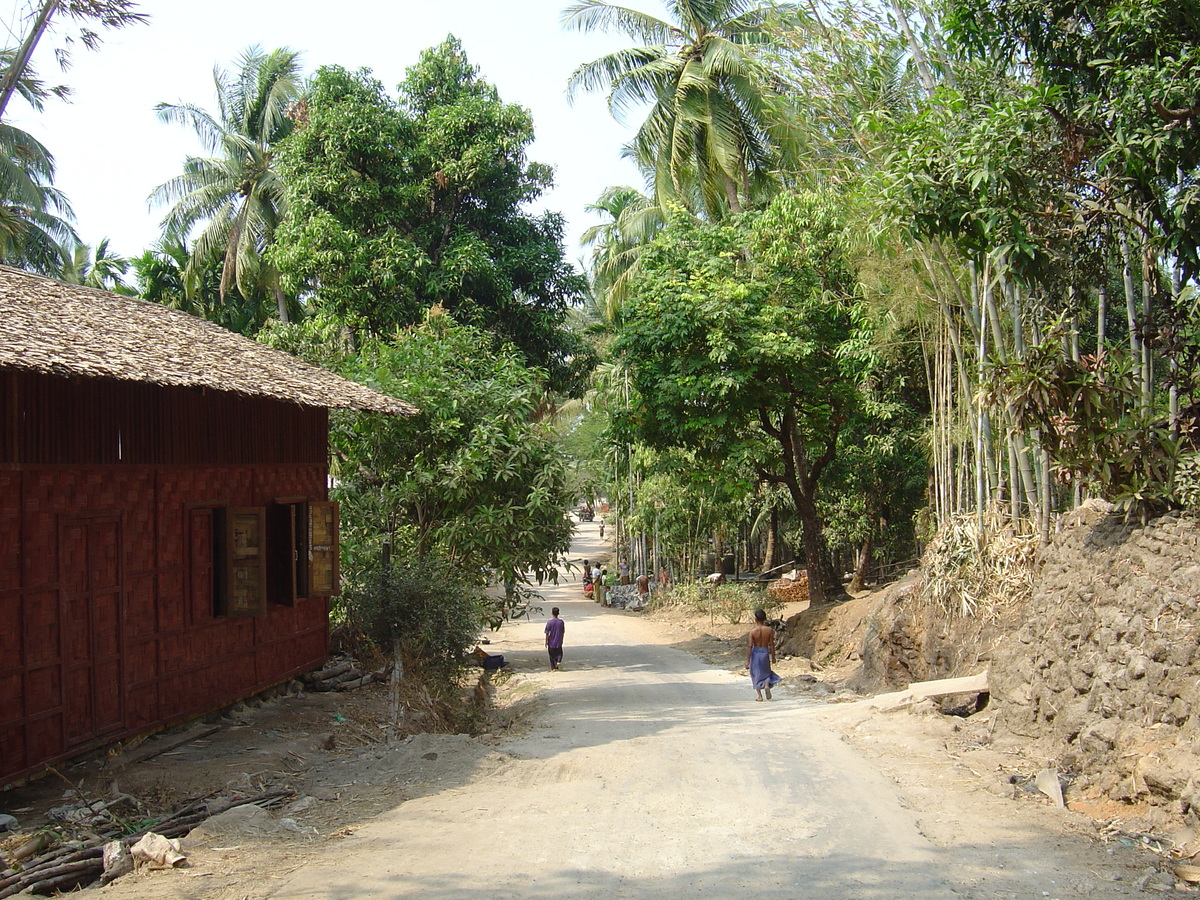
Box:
0, 267, 413, 786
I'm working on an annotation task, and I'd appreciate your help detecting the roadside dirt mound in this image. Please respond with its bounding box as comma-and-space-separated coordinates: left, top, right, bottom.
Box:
776, 573, 1018, 694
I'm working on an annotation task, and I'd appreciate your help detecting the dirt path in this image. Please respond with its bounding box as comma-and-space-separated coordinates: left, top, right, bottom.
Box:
84, 522, 1155, 899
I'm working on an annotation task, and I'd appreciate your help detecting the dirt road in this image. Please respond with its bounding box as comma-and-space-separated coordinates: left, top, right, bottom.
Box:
248, 523, 1146, 900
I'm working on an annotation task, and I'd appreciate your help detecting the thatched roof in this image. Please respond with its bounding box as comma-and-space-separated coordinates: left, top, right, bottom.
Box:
0, 266, 414, 416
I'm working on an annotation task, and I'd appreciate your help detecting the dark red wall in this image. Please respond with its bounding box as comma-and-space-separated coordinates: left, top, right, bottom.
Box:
0, 372, 334, 786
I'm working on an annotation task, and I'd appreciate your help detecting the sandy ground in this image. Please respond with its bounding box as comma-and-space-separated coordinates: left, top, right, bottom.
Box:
8, 520, 1168, 899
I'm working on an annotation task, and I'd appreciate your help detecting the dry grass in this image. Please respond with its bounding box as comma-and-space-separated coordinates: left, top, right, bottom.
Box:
919, 508, 1038, 620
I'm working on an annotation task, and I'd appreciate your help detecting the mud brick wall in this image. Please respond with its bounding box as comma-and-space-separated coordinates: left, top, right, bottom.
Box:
992, 504, 1200, 816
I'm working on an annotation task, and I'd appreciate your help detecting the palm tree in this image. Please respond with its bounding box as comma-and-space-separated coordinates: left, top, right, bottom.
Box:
131, 238, 271, 335
150, 46, 301, 323
563, 0, 799, 218
61, 237, 133, 292
0, 48, 81, 273
580, 184, 665, 317
0, 120, 77, 274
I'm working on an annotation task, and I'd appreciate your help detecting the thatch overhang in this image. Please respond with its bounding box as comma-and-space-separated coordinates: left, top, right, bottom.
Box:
0, 266, 414, 416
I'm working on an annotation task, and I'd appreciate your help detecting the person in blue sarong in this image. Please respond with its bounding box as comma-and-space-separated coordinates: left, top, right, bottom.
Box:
747, 608, 781, 701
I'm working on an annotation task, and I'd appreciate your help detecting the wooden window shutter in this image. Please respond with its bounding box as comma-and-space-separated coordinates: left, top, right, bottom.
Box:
214, 507, 267, 616
309, 501, 339, 596
268, 501, 309, 606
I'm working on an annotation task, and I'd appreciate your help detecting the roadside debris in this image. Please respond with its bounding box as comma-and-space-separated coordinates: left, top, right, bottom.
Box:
608, 584, 647, 610
1034, 768, 1066, 808
0, 789, 292, 897
130, 832, 186, 868
474, 646, 506, 670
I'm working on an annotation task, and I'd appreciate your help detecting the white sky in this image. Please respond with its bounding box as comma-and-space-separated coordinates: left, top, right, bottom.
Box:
3, 0, 648, 271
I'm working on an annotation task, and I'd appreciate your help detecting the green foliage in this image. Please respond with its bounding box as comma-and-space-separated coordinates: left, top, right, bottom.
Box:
945, 0, 1200, 280
263, 308, 574, 612
994, 336, 1183, 514
615, 197, 857, 451
580, 185, 665, 317
0, 120, 77, 274
132, 240, 277, 335
61, 237, 131, 293
872, 75, 1073, 286
1175, 455, 1200, 512
340, 555, 485, 682
271, 39, 591, 393
613, 189, 867, 596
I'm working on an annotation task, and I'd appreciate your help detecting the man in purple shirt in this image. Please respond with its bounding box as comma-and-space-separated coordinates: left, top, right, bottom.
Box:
545, 607, 565, 671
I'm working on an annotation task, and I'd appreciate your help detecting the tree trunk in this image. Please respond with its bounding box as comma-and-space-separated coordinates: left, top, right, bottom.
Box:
790, 483, 838, 604
0, 0, 59, 122
722, 172, 743, 216
847, 534, 872, 593
1140, 243, 1154, 409
273, 281, 290, 323
890, 0, 938, 95
1119, 230, 1145, 407
763, 505, 778, 572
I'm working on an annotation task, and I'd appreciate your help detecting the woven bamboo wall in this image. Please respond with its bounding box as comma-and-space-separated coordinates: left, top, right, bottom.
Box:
0, 372, 335, 786
0, 370, 328, 466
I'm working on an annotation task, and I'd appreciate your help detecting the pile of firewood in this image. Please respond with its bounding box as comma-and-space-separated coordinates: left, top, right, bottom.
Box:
0, 790, 292, 897
303, 655, 384, 692
767, 571, 810, 605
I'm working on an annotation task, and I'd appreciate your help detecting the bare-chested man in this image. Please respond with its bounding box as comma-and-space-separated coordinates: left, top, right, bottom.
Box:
746, 608, 781, 701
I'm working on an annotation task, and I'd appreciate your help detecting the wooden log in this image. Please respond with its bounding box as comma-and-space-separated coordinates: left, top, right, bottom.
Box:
0, 858, 102, 899
304, 661, 353, 683
8, 832, 51, 863
334, 673, 377, 692
313, 669, 364, 692
0, 844, 103, 891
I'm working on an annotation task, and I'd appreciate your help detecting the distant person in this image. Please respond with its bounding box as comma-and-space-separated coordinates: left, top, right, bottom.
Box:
596, 566, 609, 606
747, 608, 782, 701
636, 573, 649, 598
545, 607, 565, 671
619, 559, 630, 585
599, 518, 605, 538
657, 567, 670, 589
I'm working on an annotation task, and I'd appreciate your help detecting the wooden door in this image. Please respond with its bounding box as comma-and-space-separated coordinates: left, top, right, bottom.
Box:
60, 514, 124, 747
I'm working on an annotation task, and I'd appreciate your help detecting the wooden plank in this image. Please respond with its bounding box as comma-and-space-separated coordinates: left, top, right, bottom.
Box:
869, 672, 989, 710
106, 723, 225, 767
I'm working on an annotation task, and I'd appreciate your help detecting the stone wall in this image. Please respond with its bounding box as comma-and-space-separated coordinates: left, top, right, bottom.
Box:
991, 503, 1200, 819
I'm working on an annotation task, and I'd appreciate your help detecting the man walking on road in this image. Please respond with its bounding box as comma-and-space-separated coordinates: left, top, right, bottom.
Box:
545, 607, 565, 671
747, 608, 781, 701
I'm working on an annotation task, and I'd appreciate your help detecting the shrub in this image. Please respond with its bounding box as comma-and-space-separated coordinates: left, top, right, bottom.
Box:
341, 556, 486, 684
